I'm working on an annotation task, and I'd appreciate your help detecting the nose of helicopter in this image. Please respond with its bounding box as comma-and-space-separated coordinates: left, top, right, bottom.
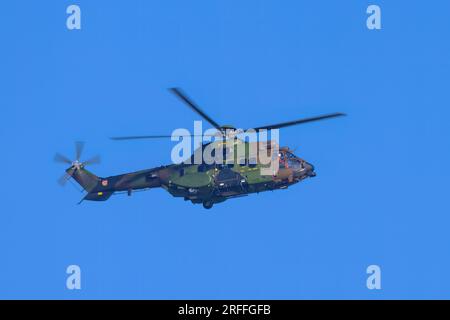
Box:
293, 161, 315, 178
304, 162, 316, 177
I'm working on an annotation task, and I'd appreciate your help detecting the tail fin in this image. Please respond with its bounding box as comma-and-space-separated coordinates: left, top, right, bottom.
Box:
70, 167, 100, 192
70, 167, 113, 202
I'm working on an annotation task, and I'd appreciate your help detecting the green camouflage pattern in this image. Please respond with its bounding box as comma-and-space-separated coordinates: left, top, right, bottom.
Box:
69, 140, 315, 209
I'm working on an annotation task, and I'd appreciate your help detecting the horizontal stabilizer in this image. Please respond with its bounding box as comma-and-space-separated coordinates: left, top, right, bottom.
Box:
82, 191, 114, 202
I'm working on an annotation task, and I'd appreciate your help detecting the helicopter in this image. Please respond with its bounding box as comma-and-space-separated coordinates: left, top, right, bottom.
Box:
55, 88, 345, 209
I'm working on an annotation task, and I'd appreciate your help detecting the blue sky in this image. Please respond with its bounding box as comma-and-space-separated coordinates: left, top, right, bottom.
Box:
1, 0, 450, 299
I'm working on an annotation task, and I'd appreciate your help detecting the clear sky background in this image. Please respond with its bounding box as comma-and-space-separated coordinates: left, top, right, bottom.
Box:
1, 0, 450, 299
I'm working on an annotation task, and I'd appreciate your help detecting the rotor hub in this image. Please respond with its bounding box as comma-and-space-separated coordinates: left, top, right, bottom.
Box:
72, 160, 82, 169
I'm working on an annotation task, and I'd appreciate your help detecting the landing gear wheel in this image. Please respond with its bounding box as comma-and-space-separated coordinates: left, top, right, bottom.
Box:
202, 201, 214, 209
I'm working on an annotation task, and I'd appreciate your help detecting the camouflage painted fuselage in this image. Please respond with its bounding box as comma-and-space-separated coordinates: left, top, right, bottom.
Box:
70, 140, 315, 208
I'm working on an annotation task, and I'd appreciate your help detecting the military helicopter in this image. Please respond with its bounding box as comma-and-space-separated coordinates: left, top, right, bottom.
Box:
55, 88, 345, 208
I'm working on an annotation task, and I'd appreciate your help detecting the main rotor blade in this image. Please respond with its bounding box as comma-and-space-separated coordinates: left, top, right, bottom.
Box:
75, 141, 85, 161
252, 112, 346, 131
111, 135, 175, 140
169, 87, 223, 132
110, 134, 216, 141
54, 153, 72, 164
83, 155, 101, 165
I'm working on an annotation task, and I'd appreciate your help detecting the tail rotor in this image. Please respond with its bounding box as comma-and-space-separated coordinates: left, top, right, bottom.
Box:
54, 142, 101, 186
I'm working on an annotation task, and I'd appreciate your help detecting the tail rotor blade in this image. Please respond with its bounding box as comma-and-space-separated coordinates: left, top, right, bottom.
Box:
75, 141, 85, 161
84, 155, 101, 166
54, 153, 72, 164
57, 173, 71, 186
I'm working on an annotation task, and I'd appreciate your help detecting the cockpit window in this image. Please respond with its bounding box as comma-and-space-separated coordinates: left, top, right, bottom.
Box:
279, 151, 302, 169
286, 152, 296, 159
287, 158, 301, 169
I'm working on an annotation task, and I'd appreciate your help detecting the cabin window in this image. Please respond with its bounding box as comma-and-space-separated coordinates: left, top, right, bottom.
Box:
198, 164, 214, 172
